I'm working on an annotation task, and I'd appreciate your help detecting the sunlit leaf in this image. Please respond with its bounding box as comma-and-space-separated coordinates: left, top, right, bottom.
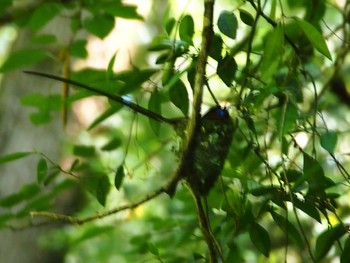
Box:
218, 11, 238, 39
296, 19, 332, 60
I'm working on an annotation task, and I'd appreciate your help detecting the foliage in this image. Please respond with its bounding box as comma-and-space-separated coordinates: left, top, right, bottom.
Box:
1, 0, 350, 262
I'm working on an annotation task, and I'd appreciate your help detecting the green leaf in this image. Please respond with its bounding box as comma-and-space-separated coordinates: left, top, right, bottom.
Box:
21, 93, 61, 110
107, 52, 118, 80
0, 193, 22, 207
21, 93, 62, 125
270, 211, 303, 245
19, 183, 41, 199
320, 131, 337, 154
217, 53, 237, 86
296, 19, 332, 60
169, 79, 189, 116
249, 223, 270, 257
43, 168, 60, 186
0, 183, 40, 208
0, 49, 49, 72
101, 137, 122, 151
293, 198, 321, 223
70, 40, 88, 58
116, 68, 157, 95
218, 11, 238, 39
315, 224, 347, 261
95, 174, 110, 206
147, 242, 159, 256
276, 101, 298, 134
300, 153, 334, 195
29, 3, 62, 32
88, 105, 123, 130
341, 236, 350, 263
209, 34, 223, 61
114, 165, 125, 190
84, 13, 115, 39
148, 89, 161, 135
281, 169, 303, 183
179, 15, 195, 45
239, 9, 254, 26
0, 152, 32, 165
83, 173, 111, 207
73, 145, 96, 157
100, 3, 143, 19
260, 24, 284, 82
37, 158, 48, 184
165, 17, 176, 35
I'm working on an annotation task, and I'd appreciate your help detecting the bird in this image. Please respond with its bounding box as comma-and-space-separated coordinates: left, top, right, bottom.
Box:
189, 106, 235, 195
24, 70, 235, 195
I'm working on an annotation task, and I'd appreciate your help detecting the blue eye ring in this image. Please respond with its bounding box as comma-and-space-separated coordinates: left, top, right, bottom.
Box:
215, 107, 230, 118
216, 108, 227, 117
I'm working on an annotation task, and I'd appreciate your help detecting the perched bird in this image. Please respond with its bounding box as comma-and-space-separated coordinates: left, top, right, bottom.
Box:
24, 70, 235, 195
189, 106, 235, 196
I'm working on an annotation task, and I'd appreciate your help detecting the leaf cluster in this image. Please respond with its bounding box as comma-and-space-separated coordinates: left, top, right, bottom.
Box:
1, 0, 350, 262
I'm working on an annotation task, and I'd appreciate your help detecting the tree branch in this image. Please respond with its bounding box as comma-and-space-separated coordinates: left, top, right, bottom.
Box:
31, 1, 219, 260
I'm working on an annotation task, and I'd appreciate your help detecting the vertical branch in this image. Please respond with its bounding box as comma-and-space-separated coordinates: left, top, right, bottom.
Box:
165, 0, 215, 194
190, 1, 220, 262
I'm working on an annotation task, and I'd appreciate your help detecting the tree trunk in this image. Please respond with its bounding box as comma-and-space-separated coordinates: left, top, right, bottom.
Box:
0, 17, 76, 263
